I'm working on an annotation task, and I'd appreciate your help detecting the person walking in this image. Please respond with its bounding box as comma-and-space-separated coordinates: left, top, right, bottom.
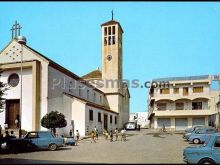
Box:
94, 126, 98, 140
75, 130, 80, 145
121, 128, 126, 142
90, 131, 96, 143
115, 128, 119, 141
110, 129, 113, 142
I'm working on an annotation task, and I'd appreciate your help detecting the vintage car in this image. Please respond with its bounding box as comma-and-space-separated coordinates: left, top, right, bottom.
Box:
183, 126, 207, 140
188, 127, 217, 144
184, 125, 204, 133
183, 133, 220, 164
7, 131, 65, 152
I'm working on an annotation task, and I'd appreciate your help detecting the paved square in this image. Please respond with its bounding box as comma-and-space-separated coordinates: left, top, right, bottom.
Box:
0, 129, 194, 164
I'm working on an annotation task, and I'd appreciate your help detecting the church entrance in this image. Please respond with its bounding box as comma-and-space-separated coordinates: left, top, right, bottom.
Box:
104, 114, 108, 130
6, 99, 20, 129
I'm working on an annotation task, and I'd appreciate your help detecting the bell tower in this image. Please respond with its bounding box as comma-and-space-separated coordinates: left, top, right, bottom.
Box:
101, 16, 123, 93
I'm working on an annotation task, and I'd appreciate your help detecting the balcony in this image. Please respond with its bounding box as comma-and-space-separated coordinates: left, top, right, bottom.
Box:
153, 109, 215, 117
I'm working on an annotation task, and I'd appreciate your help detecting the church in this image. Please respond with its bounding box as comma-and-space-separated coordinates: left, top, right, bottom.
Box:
0, 18, 130, 136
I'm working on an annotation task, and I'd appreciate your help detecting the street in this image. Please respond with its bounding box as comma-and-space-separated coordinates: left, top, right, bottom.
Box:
0, 129, 192, 164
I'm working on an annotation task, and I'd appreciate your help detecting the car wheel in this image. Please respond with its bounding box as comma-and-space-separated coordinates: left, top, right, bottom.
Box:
198, 158, 216, 164
48, 143, 57, 151
193, 138, 200, 144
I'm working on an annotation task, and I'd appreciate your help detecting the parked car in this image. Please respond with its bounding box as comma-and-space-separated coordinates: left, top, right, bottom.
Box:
7, 131, 65, 152
183, 126, 206, 140
64, 136, 75, 146
188, 127, 217, 144
125, 121, 137, 130
183, 133, 220, 164
184, 125, 204, 133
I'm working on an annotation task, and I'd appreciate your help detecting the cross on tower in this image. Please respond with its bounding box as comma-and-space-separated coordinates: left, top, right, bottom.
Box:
11, 21, 22, 39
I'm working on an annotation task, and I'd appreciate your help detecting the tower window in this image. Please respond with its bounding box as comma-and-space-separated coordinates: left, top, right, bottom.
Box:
108, 36, 111, 45
112, 26, 115, 35
104, 37, 107, 46
104, 27, 107, 36
112, 36, 115, 45
108, 26, 111, 35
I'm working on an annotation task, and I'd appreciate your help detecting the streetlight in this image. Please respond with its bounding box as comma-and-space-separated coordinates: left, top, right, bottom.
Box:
16, 36, 26, 138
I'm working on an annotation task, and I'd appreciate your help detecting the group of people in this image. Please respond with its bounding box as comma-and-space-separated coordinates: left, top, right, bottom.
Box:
0, 128, 16, 150
103, 127, 127, 142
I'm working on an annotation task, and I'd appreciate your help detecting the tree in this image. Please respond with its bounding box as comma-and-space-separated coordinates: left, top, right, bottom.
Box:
0, 70, 8, 113
41, 111, 67, 135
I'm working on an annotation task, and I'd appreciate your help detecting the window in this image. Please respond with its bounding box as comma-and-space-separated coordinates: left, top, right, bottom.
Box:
112, 26, 115, 35
160, 88, 170, 94
115, 116, 117, 124
112, 36, 115, 45
108, 36, 111, 45
110, 115, 112, 123
79, 87, 82, 97
89, 110, 93, 121
176, 103, 184, 110
108, 26, 111, 35
98, 112, 101, 122
157, 103, 167, 110
87, 90, 90, 99
192, 102, 202, 110
104, 37, 107, 46
93, 93, 96, 102
183, 87, 189, 96
100, 96, 102, 104
173, 88, 179, 94
8, 73, 19, 87
214, 137, 220, 147
104, 27, 107, 36
193, 86, 203, 93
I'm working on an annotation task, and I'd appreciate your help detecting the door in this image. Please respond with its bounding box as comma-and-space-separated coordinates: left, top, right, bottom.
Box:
6, 100, 20, 129
157, 118, 171, 128
104, 114, 108, 130
192, 117, 205, 126
175, 118, 188, 130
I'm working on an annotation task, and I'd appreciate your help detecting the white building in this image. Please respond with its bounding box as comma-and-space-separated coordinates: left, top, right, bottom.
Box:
148, 75, 220, 131
0, 19, 130, 136
129, 112, 150, 128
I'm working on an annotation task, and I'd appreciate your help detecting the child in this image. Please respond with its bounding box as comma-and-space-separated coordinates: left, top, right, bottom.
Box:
90, 131, 96, 143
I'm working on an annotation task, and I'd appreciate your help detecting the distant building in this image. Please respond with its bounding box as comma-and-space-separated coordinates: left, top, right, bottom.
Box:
129, 112, 150, 128
148, 75, 220, 131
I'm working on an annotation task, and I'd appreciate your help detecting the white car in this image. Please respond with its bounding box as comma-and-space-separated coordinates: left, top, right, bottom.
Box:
125, 122, 137, 130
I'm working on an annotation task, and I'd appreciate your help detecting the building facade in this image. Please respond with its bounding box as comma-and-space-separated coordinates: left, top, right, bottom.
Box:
0, 19, 130, 136
148, 75, 220, 131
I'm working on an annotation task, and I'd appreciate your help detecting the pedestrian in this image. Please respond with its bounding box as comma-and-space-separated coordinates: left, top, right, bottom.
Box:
105, 130, 109, 140
110, 129, 113, 142
75, 130, 80, 145
115, 128, 119, 141
162, 124, 166, 132
94, 126, 98, 140
121, 128, 126, 142
90, 131, 96, 143
4, 131, 10, 149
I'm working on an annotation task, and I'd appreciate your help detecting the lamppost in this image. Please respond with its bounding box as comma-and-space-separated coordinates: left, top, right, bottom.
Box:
17, 36, 26, 138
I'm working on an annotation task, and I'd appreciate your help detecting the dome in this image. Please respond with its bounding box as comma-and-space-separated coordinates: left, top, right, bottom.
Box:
16, 36, 27, 45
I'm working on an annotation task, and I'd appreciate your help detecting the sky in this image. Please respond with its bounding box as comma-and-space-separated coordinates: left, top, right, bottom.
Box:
0, 2, 220, 113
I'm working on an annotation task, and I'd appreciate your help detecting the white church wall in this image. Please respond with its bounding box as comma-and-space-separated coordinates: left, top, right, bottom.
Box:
71, 98, 86, 137
48, 66, 105, 106
85, 105, 118, 135
0, 68, 33, 131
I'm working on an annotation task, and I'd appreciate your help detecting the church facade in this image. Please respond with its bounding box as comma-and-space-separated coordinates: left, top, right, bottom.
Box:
0, 19, 130, 136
